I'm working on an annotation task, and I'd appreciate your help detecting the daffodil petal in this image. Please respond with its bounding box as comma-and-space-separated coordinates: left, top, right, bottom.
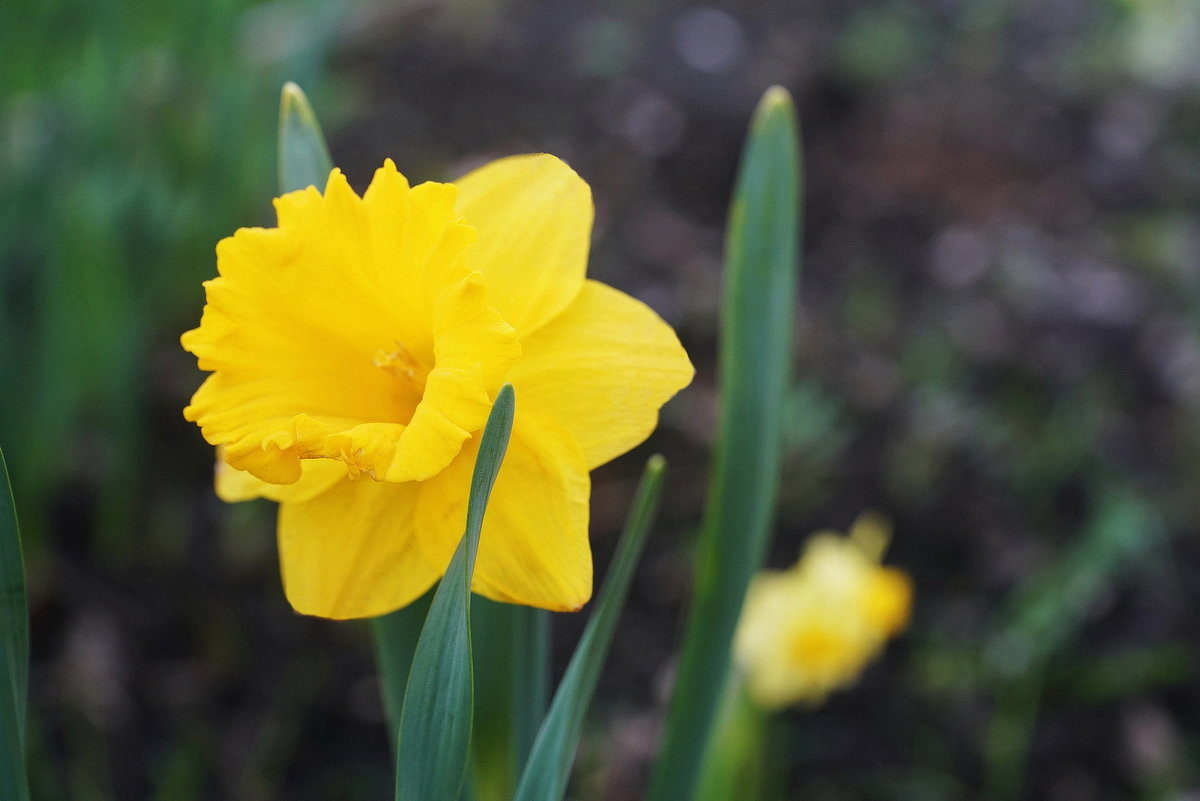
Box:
414, 414, 592, 611
864, 568, 912, 636
507, 280, 694, 469
215, 457, 271, 503
277, 478, 437, 619
361, 161, 480, 349
455, 154, 592, 336
215, 452, 346, 503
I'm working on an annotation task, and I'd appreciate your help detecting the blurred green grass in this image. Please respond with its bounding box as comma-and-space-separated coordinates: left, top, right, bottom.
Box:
0, 0, 342, 559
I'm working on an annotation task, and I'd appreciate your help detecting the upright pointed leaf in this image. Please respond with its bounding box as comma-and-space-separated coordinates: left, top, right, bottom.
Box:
649, 86, 801, 801
513, 455, 667, 801
0, 448, 30, 801
372, 590, 434, 750
278, 81, 333, 194
693, 675, 767, 801
395, 386, 515, 801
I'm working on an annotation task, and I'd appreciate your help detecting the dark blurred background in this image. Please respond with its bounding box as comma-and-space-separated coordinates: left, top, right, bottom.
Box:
2, 0, 1199, 799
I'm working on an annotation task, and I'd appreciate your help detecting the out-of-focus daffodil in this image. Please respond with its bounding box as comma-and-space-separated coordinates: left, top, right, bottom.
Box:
182, 155, 693, 619
734, 513, 912, 708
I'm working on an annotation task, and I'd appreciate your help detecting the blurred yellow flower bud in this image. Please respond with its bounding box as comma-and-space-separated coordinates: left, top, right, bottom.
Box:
734, 513, 912, 708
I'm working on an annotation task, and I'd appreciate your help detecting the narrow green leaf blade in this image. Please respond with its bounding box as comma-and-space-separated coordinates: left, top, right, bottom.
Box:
372, 589, 434, 751
649, 86, 801, 801
278, 81, 333, 194
513, 455, 667, 801
694, 675, 768, 801
0, 448, 30, 801
396, 386, 515, 801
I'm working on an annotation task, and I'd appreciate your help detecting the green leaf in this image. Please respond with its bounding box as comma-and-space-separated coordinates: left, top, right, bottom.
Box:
0, 448, 30, 801
649, 86, 801, 801
278, 81, 333, 194
372, 589, 434, 751
693, 675, 767, 801
395, 386, 515, 801
469, 598, 548, 801
513, 455, 667, 801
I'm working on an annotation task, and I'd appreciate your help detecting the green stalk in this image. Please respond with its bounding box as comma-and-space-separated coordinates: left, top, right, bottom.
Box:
469, 599, 548, 801
694, 674, 767, 801
648, 86, 801, 801
0, 448, 30, 801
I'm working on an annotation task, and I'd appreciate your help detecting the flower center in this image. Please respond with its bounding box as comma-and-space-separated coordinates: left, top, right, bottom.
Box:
372, 341, 428, 392
788, 624, 854, 672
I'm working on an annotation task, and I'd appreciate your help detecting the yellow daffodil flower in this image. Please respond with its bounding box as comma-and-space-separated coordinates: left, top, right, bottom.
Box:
734, 513, 912, 708
182, 155, 693, 619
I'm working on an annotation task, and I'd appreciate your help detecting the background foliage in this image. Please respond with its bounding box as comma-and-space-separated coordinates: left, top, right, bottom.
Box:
2, 0, 1199, 799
